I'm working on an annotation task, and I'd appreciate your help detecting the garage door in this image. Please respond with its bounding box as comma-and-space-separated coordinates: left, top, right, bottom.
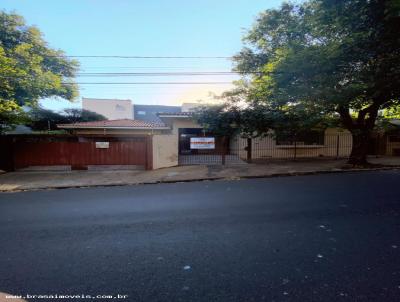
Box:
13, 137, 151, 170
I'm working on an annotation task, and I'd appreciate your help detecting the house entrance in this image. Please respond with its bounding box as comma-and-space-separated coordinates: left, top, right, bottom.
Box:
178, 128, 245, 165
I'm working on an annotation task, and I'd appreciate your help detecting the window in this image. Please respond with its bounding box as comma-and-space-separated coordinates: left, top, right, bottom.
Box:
137, 111, 146, 115
275, 130, 324, 145
115, 104, 126, 111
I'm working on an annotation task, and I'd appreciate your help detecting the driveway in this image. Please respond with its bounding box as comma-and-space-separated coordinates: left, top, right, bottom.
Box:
0, 171, 399, 301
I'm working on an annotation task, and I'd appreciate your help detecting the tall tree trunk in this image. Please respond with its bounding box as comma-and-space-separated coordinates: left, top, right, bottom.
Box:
348, 130, 371, 165
338, 103, 380, 166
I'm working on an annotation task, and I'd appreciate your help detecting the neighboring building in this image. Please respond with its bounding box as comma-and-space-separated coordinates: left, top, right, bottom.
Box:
81, 97, 183, 122
81, 97, 205, 123
133, 104, 181, 123
82, 98, 133, 120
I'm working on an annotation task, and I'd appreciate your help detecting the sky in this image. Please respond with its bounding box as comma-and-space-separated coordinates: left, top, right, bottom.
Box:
1, 0, 283, 111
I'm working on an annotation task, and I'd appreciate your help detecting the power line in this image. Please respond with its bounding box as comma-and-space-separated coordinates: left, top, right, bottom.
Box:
81, 66, 228, 69
80, 66, 231, 72
48, 55, 232, 59
75, 71, 248, 76
62, 82, 233, 85
0, 74, 236, 84
0, 71, 258, 79
78, 72, 241, 74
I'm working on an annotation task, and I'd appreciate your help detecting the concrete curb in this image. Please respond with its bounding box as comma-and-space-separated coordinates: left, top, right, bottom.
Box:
1, 166, 399, 193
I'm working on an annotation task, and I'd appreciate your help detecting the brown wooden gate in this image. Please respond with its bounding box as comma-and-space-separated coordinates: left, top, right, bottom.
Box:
11, 136, 152, 170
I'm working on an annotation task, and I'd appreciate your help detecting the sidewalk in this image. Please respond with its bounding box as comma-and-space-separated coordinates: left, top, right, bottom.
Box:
1, 157, 399, 192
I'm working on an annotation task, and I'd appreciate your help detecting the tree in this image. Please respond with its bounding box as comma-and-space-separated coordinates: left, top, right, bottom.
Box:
193, 104, 241, 137
29, 108, 106, 131
62, 109, 106, 123
194, 102, 336, 142
29, 107, 68, 131
233, 0, 400, 165
0, 11, 79, 132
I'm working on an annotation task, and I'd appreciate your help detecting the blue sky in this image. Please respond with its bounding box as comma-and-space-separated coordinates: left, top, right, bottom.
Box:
2, 0, 283, 111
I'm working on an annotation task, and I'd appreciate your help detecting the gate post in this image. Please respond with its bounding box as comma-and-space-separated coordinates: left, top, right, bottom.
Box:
146, 135, 153, 170
246, 138, 252, 163
336, 134, 340, 159
221, 136, 227, 165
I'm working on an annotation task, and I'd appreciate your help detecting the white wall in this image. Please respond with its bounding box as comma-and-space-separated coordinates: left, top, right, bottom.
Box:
151, 118, 203, 169
82, 98, 133, 120
152, 134, 178, 169
230, 128, 353, 159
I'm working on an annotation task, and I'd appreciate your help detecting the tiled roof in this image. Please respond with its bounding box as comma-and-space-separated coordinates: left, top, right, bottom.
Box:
57, 119, 169, 129
157, 112, 193, 117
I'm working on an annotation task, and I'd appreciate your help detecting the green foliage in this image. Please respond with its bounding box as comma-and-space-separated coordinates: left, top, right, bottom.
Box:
193, 104, 241, 137
28, 108, 106, 131
0, 11, 79, 131
381, 106, 400, 119
194, 102, 337, 140
267, 104, 338, 138
239, 105, 276, 138
375, 106, 400, 131
233, 0, 400, 129
0, 105, 29, 133
62, 109, 106, 124
231, 0, 400, 163
28, 107, 66, 131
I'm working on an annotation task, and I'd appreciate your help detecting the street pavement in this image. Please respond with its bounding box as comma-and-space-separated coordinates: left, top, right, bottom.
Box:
0, 171, 399, 302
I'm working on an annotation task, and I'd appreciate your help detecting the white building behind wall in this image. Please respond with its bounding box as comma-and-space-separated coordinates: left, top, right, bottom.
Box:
82, 98, 133, 120
230, 128, 353, 160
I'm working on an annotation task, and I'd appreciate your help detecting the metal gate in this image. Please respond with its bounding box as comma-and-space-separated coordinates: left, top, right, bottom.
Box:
178, 129, 246, 165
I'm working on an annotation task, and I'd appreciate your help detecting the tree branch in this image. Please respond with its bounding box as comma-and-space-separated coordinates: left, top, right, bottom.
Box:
358, 99, 385, 130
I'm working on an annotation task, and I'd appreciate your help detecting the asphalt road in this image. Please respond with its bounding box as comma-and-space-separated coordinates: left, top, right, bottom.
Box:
0, 171, 399, 302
